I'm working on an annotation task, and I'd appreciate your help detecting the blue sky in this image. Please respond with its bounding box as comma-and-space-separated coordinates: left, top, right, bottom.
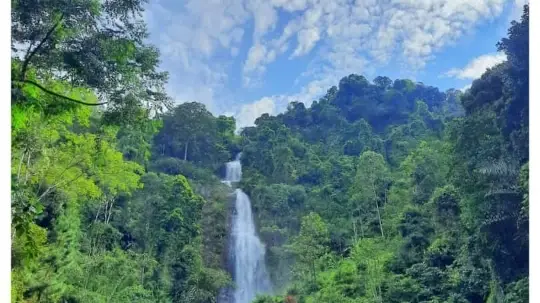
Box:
142, 0, 527, 129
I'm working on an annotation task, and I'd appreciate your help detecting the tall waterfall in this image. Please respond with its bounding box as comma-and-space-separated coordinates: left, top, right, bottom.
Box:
222, 153, 271, 303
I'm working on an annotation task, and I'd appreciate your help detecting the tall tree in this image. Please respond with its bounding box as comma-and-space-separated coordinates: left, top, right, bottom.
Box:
154, 102, 221, 165
289, 212, 330, 283
350, 151, 390, 238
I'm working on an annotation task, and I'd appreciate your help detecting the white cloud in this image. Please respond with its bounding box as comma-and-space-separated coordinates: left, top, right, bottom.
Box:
244, 43, 267, 74
248, 0, 278, 41
235, 97, 277, 129
143, 0, 252, 114
444, 52, 507, 80
144, 0, 509, 127
234, 77, 336, 131
244, 0, 506, 81
509, 0, 528, 21
271, 0, 309, 12
460, 84, 472, 91
291, 27, 321, 58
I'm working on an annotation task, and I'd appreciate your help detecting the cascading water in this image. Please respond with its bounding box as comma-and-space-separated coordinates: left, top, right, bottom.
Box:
222, 153, 272, 303
222, 153, 242, 186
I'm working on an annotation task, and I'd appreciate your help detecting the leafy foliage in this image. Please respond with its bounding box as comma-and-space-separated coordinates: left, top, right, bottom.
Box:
11, 3, 528, 303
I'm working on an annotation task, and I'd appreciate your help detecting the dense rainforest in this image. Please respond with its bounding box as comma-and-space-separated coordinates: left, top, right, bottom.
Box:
11, 1, 528, 303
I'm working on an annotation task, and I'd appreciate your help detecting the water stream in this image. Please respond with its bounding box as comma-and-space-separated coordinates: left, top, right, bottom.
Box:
222, 153, 271, 303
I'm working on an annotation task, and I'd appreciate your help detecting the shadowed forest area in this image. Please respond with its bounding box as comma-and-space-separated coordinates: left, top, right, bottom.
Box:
11, 1, 528, 303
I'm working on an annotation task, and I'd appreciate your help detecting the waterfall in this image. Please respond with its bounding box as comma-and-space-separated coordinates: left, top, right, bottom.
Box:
222, 153, 242, 187
222, 154, 271, 303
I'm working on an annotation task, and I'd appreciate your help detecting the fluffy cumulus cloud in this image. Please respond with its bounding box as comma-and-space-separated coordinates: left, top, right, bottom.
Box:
235, 76, 339, 130
142, 0, 251, 112
444, 52, 507, 80
236, 97, 277, 129
144, 0, 509, 128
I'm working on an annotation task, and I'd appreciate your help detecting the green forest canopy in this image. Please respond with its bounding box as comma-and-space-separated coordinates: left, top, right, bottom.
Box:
11, 1, 529, 302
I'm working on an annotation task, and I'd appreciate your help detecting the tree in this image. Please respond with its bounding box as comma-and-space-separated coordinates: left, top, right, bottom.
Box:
400, 141, 449, 205
351, 238, 394, 303
496, 4, 529, 162
12, 0, 171, 118
289, 212, 330, 283
373, 76, 392, 89
350, 151, 390, 238
154, 102, 221, 165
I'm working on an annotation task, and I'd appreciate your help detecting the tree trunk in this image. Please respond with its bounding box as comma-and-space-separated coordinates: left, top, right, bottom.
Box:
372, 182, 384, 238
106, 197, 114, 224
352, 216, 358, 244
94, 203, 102, 223
24, 152, 31, 184
17, 150, 25, 183
375, 199, 384, 238
359, 216, 365, 238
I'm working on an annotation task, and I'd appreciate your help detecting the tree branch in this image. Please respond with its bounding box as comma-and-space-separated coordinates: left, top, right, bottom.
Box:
17, 150, 26, 183
14, 79, 108, 106
37, 171, 85, 202
21, 13, 65, 80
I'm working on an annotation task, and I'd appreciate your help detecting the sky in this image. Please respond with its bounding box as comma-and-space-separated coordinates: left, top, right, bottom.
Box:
142, 0, 528, 130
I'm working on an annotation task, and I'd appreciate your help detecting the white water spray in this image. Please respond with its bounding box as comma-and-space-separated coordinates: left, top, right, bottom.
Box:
222, 154, 271, 303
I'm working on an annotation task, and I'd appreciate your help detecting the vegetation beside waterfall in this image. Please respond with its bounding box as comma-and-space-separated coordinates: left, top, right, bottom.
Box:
11, 1, 528, 303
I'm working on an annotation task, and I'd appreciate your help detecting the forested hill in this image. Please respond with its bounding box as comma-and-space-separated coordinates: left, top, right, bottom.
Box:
241, 6, 528, 298
11, 1, 528, 303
